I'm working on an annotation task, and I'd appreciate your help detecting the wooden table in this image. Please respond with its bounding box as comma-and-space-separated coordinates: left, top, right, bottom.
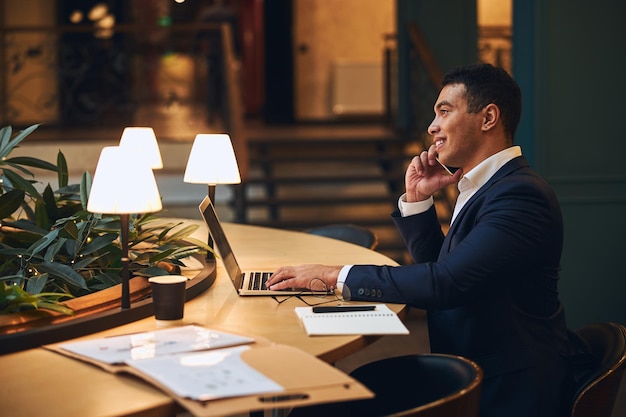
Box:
1, 221, 403, 417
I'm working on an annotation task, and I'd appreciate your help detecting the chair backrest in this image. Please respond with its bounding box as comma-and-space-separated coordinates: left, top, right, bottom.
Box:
304, 224, 378, 250
347, 354, 483, 417
571, 322, 626, 417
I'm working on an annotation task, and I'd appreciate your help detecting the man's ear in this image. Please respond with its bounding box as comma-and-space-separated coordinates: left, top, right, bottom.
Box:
482, 103, 499, 131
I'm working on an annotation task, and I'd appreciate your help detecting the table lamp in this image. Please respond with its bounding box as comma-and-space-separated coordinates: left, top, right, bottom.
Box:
118, 127, 163, 169
183, 134, 241, 257
87, 146, 163, 309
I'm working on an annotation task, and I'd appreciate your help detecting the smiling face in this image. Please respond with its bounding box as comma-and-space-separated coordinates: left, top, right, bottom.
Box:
427, 83, 490, 173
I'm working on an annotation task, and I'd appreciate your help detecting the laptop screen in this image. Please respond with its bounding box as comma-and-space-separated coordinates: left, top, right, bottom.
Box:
198, 196, 243, 289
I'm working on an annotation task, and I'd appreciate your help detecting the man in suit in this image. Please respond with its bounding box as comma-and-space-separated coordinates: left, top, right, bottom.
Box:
267, 63, 586, 417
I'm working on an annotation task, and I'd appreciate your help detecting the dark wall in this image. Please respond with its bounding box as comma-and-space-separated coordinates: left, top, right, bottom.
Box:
395, 0, 477, 131
514, 0, 626, 328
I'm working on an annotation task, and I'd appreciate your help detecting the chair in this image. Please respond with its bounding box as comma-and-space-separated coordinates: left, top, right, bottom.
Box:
290, 354, 482, 417
304, 224, 378, 250
571, 322, 626, 417
346, 354, 483, 417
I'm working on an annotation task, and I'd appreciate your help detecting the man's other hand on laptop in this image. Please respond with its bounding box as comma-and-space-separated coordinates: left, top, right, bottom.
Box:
266, 264, 342, 292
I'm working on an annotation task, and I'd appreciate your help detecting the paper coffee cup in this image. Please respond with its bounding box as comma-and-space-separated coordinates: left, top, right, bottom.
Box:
148, 275, 187, 321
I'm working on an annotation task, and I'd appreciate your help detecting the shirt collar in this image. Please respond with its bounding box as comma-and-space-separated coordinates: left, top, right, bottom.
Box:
459, 146, 522, 193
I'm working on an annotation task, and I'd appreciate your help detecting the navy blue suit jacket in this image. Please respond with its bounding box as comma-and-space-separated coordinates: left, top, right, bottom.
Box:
344, 156, 581, 417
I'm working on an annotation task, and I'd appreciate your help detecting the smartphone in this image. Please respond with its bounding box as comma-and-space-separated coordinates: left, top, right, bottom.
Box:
435, 156, 454, 176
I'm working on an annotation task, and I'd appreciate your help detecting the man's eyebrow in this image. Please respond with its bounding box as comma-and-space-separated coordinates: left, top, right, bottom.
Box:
435, 100, 453, 110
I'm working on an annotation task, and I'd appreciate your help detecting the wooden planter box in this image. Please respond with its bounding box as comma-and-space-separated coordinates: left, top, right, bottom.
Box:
0, 260, 216, 355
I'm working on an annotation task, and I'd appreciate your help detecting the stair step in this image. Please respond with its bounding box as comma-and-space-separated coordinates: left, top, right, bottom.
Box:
250, 154, 410, 164
243, 195, 396, 207
245, 172, 405, 185
247, 217, 393, 230
247, 127, 408, 146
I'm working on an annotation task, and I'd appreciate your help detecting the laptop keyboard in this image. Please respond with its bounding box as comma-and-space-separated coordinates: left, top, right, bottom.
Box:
247, 272, 272, 291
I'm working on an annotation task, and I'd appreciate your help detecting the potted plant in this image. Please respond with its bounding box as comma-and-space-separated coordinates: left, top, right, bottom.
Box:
0, 124, 211, 326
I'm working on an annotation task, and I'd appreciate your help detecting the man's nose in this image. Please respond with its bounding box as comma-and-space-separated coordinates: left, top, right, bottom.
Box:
427, 119, 438, 135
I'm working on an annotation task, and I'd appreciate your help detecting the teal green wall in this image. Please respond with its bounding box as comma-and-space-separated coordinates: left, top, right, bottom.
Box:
514, 1, 626, 328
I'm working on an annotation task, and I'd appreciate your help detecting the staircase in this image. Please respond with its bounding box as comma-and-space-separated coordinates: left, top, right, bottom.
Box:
231, 123, 455, 265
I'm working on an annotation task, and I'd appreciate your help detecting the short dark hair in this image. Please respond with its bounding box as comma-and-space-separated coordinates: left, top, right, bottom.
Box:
442, 63, 522, 141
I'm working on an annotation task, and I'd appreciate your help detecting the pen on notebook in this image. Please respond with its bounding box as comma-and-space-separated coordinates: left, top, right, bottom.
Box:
312, 305, 377, 313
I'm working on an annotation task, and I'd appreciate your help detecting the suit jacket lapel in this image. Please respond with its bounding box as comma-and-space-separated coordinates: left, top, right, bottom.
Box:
441, 156, 529, 255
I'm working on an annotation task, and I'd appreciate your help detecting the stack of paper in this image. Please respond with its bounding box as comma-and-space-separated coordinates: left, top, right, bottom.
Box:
58, 326, 282, 400
59, 325, 255, 365
47, 324, 375, 416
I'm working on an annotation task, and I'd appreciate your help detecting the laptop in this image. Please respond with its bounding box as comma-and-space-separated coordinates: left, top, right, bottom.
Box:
198, 196, 328, 296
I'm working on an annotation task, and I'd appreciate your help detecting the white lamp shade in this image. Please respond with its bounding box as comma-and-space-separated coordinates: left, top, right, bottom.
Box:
183, 134, 241, 185
119, 127, 163, 169
87, 146, 163, 214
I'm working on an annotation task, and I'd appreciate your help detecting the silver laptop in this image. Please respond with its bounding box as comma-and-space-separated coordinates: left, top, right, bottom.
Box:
198, 196, 327, 296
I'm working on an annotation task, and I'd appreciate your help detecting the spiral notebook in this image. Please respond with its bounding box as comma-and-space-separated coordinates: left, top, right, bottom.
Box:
294, 304, 409, 336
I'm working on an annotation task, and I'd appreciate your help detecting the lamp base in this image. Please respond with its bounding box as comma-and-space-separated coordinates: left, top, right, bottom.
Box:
120, 214, 131, 309
206, 186, 216, 260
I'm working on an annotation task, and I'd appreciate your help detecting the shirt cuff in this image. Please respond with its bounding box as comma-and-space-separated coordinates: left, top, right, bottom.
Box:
336, 265, 353, 291
398, 194, 434, 217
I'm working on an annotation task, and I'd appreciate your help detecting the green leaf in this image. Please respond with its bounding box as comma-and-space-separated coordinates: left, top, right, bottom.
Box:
80, 171, 92, 209
147, 247, 177, 263
0, 125, 12, 157
56, 183, 81, 196
26, 229, 60, 256
0, 280, 73, 315
44, 237, 66, 262
42, 184, 58, 223
0, 229, 43, 248
0, 274, 25, 283
9, 124, 39, 146
34, 301, 74, 315
72, 254, 102, 269
37, 261, 88, 290
183, 236, 214, 253
64, 236, 77, 257
4, 218, 48, 234
3, 161, 35, 177
58, 220, 79, 240
156, 246, 201, 262
92, 272, 120, 287
5, 156, 57, 172
51, 214, 81, 228
34, 199, 50, 230
0, 124, 39, 160
25, 273, 48, 294
0, 189, 25, 219
21, 203, 36, 222
57, 151, 68, 188
80, 233, 118, 256
2, 168, 42, 200
162, 224, 200, 242
73, 215, 92, 240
